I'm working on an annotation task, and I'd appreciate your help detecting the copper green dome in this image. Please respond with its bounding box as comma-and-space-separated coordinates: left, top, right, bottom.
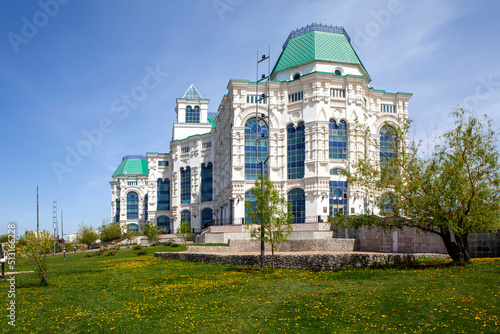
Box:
112, 155, 149, 177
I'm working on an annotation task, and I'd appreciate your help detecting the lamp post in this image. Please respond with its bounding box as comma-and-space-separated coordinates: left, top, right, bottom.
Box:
0, 245, 5, 282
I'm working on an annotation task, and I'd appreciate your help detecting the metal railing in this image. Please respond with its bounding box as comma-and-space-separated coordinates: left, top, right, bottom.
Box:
282, 23, 350, 50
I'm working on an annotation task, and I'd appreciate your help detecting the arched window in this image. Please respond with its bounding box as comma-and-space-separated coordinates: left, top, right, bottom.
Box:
115, 199, 120, 223
157, 179, 170, 210
380, 193, 395, 216
288, 188, 305, 224
245, 117, 268, 180
334, 68, 343, 76
330, 169, 348, 216
127, 223, 138, 232
245, 190, 257, 223
287, 122, 305, 179
201, 208, 213, 229
329, 120, 347, 159
180, 167, 191, 204
379, 125, 398, 174
127, 191, 138, 220
181, 210, 191, 225
201, 163, 213, 202
293, 72, 301, 80
186, 105, 199, 123
144, 194, 148, 220
157, 216, 170, 234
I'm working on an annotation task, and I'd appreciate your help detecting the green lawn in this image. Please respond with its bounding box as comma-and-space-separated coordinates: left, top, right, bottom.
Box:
1, 245, 499, 333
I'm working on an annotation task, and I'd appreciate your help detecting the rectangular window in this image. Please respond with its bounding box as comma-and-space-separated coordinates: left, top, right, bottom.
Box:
202, 141, 212, 149
246, 95, 267, 104
158, 161, 168, 166
127, 181, 137, 186
330, 89, 346, 98
181, 146, 190, 153
288, 91, 303, 103
381, 104, 396, 113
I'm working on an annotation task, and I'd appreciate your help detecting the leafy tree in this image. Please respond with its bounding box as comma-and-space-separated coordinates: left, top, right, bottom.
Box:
333, 108, 500, 263
77, 223, 99, 249
176, 220, 193, 244
0, 234, 8, 243
144, 221, 160, 244
17, 231, 53, 285
99, 219, 122, 243
123, 230, 141, 248
245, 174, 294, 270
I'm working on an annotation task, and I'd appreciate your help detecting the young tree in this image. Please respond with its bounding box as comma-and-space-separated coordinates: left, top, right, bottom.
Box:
333, 108, 500, 263
77, 223, 99, 249
144, 221, 160, 244
123, 230, 141, 248
17, 231, 53, 285
99, 219, 122, 244
245, 174, 295, 270
176, 220, 193, 244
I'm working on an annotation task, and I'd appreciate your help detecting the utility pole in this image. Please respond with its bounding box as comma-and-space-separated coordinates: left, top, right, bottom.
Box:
53, 200, 58, 254
62, 209, 65, 260
37, 185, 39, 235
256, 46, 271, 271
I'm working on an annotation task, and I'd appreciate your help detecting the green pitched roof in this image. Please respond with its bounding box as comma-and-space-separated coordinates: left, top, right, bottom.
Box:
112, 156, 149, 177
272, 30, 371, 82
182, 84, 203, 100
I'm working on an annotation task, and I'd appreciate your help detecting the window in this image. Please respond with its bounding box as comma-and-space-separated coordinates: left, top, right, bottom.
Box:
202, 141, 212, 149
158, 161, 168, 167
115, 199, 120, 223
201, 208, 213, 229
201, 163, 213, 202
144, 194, 148, 219
157, 178, 170, 211
246, 95, 267, 104
380, 193, 395, 216
381, 104, 396, 113
288, 91, 303, 102
127, 191, 138, 220
180, 167, 191, 204
157, 216, 170, 234
181, 210, 191, 225
334, 68, 343, 76
288, 188, 305, 223
287, 122, 305, 179
330, 89, 346, 98
127, 223, 138, 232
186, 105, 200, 123
329, 120, 347, 159
380, 125, 398, 175
329, 169, 348, 216
245, 190, 257, 223
245, 118, 268, 180
293, 73, 301, 80
127, 181, 137, 186
181, 146, 190, 153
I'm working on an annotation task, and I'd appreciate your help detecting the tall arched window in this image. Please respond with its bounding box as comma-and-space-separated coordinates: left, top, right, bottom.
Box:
181, 210, 191, 225
115, 199, 120, 223
288, 188, 305, 224
329, 120, 347, 159
127, 223, 138, 232
186, 105, 199, 123
245, 190, 257, 223
157, 178, 170, 210
201, 163, 213, 202
144, 194, 148, 220
157, 216, 170, 234
180, 167, 191, 204
380, 193, 395, 216
329, 169, 348, 216
380, 125, 398, 177
127, 191, 138, 220
287, 122, 305, 179
245, 117, 268, 180
201, 208, 213, 229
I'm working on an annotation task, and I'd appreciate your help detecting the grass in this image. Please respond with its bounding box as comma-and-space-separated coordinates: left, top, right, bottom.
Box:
1, 246, 498, 333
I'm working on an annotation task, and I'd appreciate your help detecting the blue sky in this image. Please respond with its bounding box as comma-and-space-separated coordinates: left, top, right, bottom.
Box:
1, 0, 499, 235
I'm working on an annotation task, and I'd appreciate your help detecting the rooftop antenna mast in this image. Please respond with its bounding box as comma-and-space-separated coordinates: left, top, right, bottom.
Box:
53, 200, 58, 255
255, 45, 271, 271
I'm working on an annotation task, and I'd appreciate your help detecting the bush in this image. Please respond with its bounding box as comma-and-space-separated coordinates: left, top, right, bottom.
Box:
133, 245, 142, 250
104, 249, 118, 256
164, 241, 173, 247
64, 243, 75, 252
150, 243, 157, 247
137, 249, 147, 256
170, 243, 179, 248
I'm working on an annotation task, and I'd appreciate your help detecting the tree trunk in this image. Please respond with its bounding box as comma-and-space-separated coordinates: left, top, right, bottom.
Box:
271, 245, 275, 271
440, 230, 471, 263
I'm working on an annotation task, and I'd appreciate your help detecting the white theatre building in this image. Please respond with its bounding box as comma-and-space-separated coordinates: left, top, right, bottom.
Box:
110, 24, 412, 241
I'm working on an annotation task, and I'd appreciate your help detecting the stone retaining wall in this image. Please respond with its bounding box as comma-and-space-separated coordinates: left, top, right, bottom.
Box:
154, 252, 449, 270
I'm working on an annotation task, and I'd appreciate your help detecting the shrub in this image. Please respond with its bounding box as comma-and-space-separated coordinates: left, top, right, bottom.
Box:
164, 241, 173, 247
133, 245, 142, 250
170, 243, 179, 248
137, 249, 147, 256
150, 243, 157, 247
104, 249, 118, 256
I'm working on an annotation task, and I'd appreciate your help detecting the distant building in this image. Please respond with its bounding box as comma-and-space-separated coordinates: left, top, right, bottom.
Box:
110, 23, 411, 238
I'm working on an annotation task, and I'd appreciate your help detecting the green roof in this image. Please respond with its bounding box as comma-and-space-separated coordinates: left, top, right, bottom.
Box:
271, 30, 371, 82
207, 116, 216, 128
112, 156, 149, 177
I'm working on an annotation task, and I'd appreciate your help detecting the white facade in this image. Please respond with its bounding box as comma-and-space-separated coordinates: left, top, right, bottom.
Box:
110, 24, 411, 237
